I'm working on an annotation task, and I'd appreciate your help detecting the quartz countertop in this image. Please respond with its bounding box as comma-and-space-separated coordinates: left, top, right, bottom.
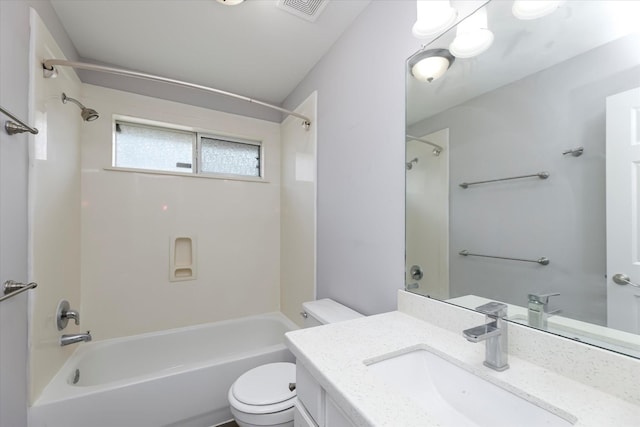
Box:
285, 311, 640, 427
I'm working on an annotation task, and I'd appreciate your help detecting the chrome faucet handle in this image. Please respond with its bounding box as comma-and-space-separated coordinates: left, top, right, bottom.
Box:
64, 310, 80, 325
528, 292, 560, 305
56, 300, 80, 330
475, 301, 508, 318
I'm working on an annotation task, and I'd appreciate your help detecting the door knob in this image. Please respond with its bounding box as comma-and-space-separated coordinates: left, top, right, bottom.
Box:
612, 273, 640, 288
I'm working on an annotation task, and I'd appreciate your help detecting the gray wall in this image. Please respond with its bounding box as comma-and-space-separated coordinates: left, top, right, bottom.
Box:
0, 2, 76, 425
409, 34, 640, 325
283, 1, 419, 315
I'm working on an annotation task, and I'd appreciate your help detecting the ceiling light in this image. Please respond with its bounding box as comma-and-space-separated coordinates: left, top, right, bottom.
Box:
412, 0, 458, 39
449, 7, 494, 58
409, 49, 455, 83
512, 1, 561, 20
216, 0, 244, 5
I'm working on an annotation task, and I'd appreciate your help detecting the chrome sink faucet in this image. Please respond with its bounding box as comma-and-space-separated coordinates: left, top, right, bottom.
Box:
60, 331, 92, 346
462, 302, 509, 371
528, 293, 560, 329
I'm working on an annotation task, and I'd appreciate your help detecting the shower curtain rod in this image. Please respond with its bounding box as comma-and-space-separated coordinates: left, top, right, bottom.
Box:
406, 134, 443, 152
42, 59, 311, 129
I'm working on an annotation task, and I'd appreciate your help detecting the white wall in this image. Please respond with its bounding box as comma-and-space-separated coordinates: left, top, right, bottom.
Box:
282, 1, 419, 315
0, 1, 32, 422
80, 84, 282, 340
280, 92, 317, 326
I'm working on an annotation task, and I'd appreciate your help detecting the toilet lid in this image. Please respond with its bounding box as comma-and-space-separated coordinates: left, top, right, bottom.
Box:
232, 362, 296, 406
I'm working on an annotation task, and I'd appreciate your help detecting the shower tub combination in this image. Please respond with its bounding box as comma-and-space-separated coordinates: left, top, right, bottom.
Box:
30, 312, 297, 427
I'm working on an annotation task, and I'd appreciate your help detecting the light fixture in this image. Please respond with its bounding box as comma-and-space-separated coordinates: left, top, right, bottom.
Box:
216, 0, 244, 5
512, 1, 561, 20
449, 6, 494, 58
412, 0, 458, 40
409, 49, 455, 83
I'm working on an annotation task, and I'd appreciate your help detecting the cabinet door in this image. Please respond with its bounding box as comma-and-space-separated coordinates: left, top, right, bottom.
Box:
325, 396, 356, 427
294, 399, 318, 427
296, 363, 325, 426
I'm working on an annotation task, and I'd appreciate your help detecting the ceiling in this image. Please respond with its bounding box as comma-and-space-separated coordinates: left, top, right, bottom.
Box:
50, 0, 371, 106
407, 0, 640, 126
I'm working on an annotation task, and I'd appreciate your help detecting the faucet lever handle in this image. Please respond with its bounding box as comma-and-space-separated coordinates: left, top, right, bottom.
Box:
475, 301, 507, 317
528, 292, 560, 305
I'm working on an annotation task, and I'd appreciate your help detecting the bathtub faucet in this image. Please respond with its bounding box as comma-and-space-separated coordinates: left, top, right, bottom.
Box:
60, 330, 92, 346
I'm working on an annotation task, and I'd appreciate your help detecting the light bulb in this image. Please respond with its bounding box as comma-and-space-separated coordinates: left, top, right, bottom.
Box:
449, 6, 494, 58
512, 1, 561, 20
412, 0, 458, 39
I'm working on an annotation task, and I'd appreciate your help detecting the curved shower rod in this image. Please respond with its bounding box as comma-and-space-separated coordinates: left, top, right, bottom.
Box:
406, 134, 443, 154
42, 59, 312, 130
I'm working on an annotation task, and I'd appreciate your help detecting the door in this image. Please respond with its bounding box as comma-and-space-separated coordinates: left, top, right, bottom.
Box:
606, 86, 640, 334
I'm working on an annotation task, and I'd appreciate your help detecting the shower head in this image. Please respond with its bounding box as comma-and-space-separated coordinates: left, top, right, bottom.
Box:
61, 93, 99, 122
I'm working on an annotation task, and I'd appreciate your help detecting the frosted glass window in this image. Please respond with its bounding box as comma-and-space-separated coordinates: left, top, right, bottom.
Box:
114, 122, 194, 173
113, 120, 263, 180
200, 137, 261, 177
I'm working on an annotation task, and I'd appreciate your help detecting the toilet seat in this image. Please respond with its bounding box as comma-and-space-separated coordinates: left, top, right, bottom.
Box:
228, 362, 296, 415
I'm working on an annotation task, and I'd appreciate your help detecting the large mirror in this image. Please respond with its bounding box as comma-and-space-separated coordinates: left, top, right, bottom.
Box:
405, 0, 640, 358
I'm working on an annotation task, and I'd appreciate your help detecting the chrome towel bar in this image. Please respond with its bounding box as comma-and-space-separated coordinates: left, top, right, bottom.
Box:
0, 280, 38, 303
459, 171, 549, 189
0, 105, 39, 135
459, 250, 550, 266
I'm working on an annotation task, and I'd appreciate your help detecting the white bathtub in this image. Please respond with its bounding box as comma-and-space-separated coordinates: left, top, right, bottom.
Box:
30, 312, 298, 427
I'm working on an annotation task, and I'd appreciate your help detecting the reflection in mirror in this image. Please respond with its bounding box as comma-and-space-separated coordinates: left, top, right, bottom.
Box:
405, 0, 640, 359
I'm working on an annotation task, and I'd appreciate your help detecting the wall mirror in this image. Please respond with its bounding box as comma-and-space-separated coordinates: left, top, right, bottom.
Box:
405, 0, 640, 359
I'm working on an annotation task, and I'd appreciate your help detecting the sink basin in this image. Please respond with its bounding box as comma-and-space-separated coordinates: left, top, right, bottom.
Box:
367, 348, 575, 427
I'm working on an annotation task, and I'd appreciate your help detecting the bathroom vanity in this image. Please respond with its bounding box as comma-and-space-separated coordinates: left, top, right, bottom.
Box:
294, 362, 356, 427
285, 291, 640, 427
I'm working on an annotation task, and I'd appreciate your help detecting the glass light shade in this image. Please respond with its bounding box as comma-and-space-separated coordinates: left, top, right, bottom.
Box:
449, 7, 494, 58
411, 56, 451, 83
512, 1, 561, 20
412, 0, 458, 39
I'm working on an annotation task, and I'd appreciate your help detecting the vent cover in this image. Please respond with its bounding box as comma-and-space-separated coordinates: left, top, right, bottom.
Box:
276, 0, 328, 22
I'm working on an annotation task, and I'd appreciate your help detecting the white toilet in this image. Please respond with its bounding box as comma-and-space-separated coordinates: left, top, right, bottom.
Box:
228, 299, 363, 427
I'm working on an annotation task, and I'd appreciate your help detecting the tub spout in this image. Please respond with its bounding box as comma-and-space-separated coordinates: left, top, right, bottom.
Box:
61, 330, 92, 346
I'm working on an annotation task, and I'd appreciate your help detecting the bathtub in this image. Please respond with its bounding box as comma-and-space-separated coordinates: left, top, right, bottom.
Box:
30, 312, 298, 427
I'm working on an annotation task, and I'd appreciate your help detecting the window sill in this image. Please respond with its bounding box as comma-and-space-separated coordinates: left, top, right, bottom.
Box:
103, 166, 268, 183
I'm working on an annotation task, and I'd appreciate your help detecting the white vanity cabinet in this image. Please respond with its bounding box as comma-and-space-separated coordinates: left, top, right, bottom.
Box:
295, 363, 356, 427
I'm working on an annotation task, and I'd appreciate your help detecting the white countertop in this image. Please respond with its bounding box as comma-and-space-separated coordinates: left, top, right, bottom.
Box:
285, 311, 640, 427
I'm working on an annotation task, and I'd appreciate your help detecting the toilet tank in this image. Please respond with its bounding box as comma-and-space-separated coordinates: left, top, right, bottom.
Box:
302, 299, 363, 327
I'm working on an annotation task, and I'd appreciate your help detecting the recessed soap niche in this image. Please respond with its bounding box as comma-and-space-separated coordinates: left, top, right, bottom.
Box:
170, 236, 196, 282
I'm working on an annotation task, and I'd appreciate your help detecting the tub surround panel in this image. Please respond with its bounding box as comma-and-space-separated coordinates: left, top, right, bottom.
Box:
280, 92, 317, 327
286, 308, 640, 426
29, 10, 83, 403
80, 84, 282, 341
398, 290, 640, 406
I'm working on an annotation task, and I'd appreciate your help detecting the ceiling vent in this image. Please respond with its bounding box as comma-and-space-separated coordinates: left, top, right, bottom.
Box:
276, 0, 328, 22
